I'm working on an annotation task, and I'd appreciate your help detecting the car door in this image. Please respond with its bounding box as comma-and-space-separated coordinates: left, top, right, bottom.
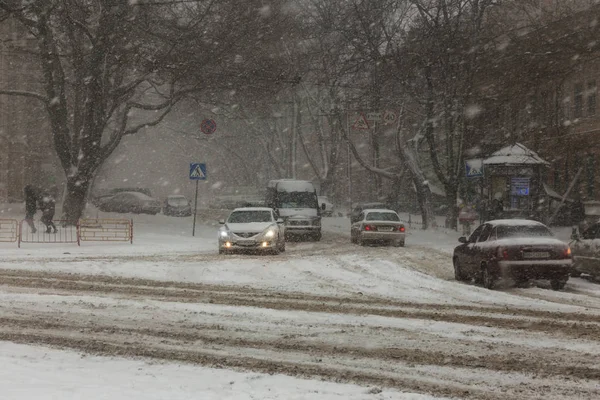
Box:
461, 224, 485, 275
274, 210, 285, 243
351, 212, 364, 240
473, 224, 494, 270
575, 223, 600, 275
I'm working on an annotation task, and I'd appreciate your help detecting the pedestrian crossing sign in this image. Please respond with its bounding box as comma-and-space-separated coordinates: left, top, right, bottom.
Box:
189, 163, 207, 180
465, 159, 484, 178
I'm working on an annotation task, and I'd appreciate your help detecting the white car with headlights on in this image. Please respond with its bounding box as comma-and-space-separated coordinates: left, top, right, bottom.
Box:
218, 207, 286, 254
350, 209, 406, 247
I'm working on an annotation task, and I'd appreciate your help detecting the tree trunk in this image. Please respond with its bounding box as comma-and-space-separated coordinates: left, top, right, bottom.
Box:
444, 182, 459, 230
414, 178, 436, 229
62, 175, 91, 225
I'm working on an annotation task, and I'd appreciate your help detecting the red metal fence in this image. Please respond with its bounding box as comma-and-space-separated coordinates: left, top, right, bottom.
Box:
0, 219, 18, 242
79, 218, 133, 244
14, 218, 133, 247
18, 219, 79, 248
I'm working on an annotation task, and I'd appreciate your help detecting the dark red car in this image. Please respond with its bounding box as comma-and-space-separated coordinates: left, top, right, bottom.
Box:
453, 219, 572, 290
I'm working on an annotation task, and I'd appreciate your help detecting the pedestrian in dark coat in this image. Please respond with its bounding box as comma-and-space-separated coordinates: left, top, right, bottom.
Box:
39, 192, 57, 233
24, 185, 40, 233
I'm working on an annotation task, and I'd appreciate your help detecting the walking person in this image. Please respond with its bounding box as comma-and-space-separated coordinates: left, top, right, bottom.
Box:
39, 191, 57, 233
23, 185, 40, 233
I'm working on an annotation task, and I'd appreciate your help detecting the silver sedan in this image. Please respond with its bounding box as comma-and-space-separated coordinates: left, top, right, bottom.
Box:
350, 209, 406, 247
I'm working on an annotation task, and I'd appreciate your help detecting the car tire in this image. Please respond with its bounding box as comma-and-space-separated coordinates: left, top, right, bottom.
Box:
481, 264, 495, 289
271, 246, 280, 255
351, 232, 357, 244
279, 240, 286, 252
570, 268, 582, 278
313, 232, 322, 242
550, 279, 566, 291
359, 238, 366, 246
453, 257, 467, 282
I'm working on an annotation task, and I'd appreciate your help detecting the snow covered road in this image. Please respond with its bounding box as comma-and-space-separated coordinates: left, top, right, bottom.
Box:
1, 214, 600, 399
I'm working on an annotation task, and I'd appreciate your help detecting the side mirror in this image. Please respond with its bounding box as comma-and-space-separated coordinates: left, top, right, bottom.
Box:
277, 218, 284, 224
219, 219, 225, 225
570, 227, 580, 241
321, 203, 326, 210
458, 236, 468, 244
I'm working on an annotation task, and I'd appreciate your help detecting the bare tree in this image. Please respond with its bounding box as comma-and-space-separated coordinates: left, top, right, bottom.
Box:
0, 0, 289, 222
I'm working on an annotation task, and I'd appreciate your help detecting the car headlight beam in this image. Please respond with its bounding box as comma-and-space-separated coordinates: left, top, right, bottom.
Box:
265, 229, 275, 238
220, 230, 229, 238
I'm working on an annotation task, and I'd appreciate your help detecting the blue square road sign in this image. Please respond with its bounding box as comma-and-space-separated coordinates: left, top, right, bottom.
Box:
189, 163, 207, 180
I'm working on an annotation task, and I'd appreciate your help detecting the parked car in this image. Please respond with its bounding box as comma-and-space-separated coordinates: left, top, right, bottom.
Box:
218, 207, 286, 254
350, 209, 406, 247
91, 187, 153, 207
98, 191, 161, 215
570, 220, 600, 280
350, 202, 388, 224
453, 219, 572, 290
318, 196, 334, 217
163, 195, 192, 217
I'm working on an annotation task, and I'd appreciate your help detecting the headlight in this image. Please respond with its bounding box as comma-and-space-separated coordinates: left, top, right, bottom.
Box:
265, 229, 275, 238
220, 230, 229, 238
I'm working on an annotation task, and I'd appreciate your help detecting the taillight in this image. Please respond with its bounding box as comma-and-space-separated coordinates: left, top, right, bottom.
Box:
564, 247, 572, 258
497, 247, 509, 260
363, 225, 376, 231
399, 226, 405, 232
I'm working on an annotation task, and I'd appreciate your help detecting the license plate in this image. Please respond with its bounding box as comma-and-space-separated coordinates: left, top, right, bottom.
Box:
237, 241, 255, 247
523, 251, 549, 259
379, 227, 394, 232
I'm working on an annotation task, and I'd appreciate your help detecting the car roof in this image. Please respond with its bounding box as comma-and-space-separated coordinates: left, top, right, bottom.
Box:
117, 191, 153, 200
363, 208, 398, 214
357, 202, 387, 207
231, 207, 273, 212
485, 219, 546, 227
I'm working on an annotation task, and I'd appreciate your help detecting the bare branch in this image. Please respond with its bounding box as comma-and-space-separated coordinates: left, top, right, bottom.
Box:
0, 89, 48, 102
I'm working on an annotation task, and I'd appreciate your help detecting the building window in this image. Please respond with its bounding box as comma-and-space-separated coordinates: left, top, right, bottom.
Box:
588, 80, 597, 116
587, 154, 595, 197
574, 83, 584, 118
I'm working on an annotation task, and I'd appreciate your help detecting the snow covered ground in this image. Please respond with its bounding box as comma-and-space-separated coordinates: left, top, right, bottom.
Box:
2, 342, 436, 400
1, 203, 599, 399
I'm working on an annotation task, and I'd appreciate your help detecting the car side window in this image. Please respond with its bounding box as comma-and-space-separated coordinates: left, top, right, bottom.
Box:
477, 224, 493, 242
583, 224, 600, 239
468, 225, 484, 242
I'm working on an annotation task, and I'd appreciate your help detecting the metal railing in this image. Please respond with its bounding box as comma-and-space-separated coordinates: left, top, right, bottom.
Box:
79, 218, 133, 244
14, 218, 133, 247
18, 219, 79, 248
0, 219, 18, 242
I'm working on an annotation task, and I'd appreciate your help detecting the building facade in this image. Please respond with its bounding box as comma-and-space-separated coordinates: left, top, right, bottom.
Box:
0, 19, 57, 202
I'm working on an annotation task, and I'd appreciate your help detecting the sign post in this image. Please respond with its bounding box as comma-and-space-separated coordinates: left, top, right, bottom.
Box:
189, 163, 207, 236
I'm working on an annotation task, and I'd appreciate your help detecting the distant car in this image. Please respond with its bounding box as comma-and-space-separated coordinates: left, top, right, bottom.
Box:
98, 191, 161, 215
318, 196, 334, 217
163, 195, 192, 217
570, 221, 600, 280
350, 202, 388, 223
453, 219, 572, 290
350, 209, 406, 247
218, 207, 285, 254
91, 187, 153, 207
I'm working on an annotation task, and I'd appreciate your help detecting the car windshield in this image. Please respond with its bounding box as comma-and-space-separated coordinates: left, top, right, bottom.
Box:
168, 197, 188, 206
496, 225, 553, 238
277, 192, 318, 209
228, 211, 272, 223
365, 212, 400, 222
